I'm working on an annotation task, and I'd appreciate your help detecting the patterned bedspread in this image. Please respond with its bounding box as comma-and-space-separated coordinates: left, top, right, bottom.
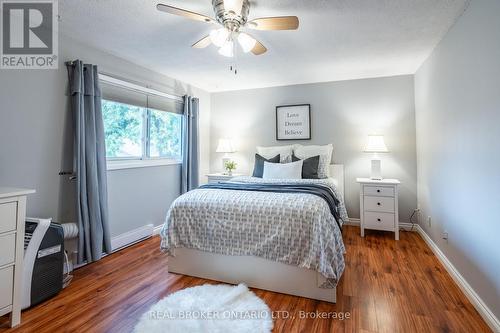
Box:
160, 176, 348, 287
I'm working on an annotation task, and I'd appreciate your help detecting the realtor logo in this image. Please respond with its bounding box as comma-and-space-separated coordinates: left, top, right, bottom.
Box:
1, 0, 58, 69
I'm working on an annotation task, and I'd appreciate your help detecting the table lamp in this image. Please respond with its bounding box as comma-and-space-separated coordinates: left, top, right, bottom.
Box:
364, 135, 389, 180
216, 138, 236, 175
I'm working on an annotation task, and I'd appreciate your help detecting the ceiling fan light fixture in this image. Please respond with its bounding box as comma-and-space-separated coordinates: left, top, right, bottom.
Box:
209, 28, 229, 47
237, 32, 256, 53
218, 40, 234, 57
156, 1, 296, 57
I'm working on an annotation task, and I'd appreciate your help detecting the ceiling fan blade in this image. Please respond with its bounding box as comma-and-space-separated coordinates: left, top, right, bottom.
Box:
192, 35, 212, 49
251, 40, 267, 55
247, 16, 299, 30
157, 3, 216, 24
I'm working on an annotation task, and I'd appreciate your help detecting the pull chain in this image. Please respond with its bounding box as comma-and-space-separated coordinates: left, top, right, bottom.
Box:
229, 40, 238, 75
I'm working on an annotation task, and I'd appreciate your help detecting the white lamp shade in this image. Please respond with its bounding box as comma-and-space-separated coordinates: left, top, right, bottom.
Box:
237, 33, 256, 53
364, 135, 389, 153
216, 139, 236, 153
218, 40, 234, 57
209, 28, 229, 47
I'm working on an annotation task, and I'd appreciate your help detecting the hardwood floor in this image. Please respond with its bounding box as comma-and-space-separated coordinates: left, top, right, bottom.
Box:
0, 225, 491, 333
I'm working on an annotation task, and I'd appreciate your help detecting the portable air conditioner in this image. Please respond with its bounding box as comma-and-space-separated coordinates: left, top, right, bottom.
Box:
22, 218, 64, 309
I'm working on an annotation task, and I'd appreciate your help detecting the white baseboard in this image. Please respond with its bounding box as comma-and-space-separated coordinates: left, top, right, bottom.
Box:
153, 224, 163, 236
414, 224, 500, 332
110, 224, 154, 252
70, 224, 158, 271
344, 218, 361, 226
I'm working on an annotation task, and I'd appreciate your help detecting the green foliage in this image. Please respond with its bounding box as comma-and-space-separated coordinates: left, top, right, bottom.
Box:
102, 99, 182, 159
149, 109, 182, 158
224, 160, 237, 172
102, 100, 142, 158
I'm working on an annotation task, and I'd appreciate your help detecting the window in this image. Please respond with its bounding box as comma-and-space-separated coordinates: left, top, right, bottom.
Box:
102, 99, 182, 162
99, 74, 184, 171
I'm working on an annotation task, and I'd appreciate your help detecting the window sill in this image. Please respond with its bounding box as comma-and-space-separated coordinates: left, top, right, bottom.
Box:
107, 159, 181, 171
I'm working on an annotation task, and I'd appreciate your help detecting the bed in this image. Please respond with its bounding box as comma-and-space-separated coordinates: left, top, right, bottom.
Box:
160, 164, 347, 303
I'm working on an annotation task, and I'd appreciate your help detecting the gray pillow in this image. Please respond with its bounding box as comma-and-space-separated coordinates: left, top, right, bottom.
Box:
252, 153, 280, 178
292, 154, 320, 179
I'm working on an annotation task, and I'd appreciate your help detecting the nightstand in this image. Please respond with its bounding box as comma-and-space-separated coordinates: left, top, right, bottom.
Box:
206, 173, 242, 183
357, 178, 400, 240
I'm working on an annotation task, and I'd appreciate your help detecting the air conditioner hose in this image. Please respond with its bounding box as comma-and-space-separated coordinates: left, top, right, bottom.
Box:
61, 223, 78, 239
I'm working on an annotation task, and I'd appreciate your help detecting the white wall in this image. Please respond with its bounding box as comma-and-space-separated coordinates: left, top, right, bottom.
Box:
0, 35, 211, 237
210, 76, 417, 221
415, 0, 500, 321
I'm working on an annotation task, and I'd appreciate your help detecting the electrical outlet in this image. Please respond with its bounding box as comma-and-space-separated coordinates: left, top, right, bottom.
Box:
442, 231, 449, 242
427, 216, 432, 227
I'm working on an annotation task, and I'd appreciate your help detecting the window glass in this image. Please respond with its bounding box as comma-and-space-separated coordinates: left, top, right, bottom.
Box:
148, 109, 182, 159
102, 99, 144, 159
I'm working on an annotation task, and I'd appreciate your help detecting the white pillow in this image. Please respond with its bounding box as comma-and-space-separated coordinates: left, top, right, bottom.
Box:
293, 144, 333, 178
262, 160, 303, 179
256, 145, 293, 163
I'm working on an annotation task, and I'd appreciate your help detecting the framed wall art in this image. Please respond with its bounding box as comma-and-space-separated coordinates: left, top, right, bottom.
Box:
276, 104, 311, 140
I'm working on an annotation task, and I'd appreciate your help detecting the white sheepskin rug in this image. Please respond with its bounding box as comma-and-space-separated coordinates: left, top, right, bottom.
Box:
133, 283, 273, 333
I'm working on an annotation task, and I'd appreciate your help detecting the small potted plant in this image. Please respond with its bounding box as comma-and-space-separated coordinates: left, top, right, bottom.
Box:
224, 160, 237, 176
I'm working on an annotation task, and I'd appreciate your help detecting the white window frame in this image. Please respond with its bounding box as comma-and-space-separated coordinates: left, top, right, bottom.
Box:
100, 74, 184, 171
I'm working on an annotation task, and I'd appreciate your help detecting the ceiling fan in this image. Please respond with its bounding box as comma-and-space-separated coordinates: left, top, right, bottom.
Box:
156, 0, 299, 57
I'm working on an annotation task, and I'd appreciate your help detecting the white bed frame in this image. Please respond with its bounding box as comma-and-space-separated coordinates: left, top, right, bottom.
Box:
168, 164, 345, 303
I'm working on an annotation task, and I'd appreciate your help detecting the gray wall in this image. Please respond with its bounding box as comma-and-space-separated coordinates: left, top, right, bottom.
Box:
415, 0, 500, 320
210, 76, 417, 221
0, 35, 211, 237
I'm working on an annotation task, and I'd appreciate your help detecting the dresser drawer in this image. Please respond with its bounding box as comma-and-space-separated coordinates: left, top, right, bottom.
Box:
364, 212, 395, 231
364, 185, 394, 197
0, 202, 17, 234
0, 265, 14, 309
0, 233, 16, 267
364, 196, 395, 213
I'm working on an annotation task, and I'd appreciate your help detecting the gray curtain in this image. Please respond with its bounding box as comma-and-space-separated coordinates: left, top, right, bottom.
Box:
181, 95, 200, 193
67, 60, 111, 264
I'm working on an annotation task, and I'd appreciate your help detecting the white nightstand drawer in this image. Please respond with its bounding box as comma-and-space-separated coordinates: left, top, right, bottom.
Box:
208, 177, 231, 184
364, 186, 394, 197
0, 233, 16, 267
0, 265, 14, 309
364, 196, 395, 213
0, 202, 17, 234
364, 212, 395, 231
207, 173, 243, 184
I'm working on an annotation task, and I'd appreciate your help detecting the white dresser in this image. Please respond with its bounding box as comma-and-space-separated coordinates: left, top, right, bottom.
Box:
0, 188, 35, 327
357, 178, 400, 240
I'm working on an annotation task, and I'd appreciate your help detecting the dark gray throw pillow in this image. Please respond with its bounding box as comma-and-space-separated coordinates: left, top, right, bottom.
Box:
292, 154, 320, 179
252, 153, 280, 178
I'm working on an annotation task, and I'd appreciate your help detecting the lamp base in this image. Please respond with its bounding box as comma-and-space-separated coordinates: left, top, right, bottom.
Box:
370, 159, 382, 180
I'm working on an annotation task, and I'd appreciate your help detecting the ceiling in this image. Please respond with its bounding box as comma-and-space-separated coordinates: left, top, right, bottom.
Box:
59, 0, 468, 92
